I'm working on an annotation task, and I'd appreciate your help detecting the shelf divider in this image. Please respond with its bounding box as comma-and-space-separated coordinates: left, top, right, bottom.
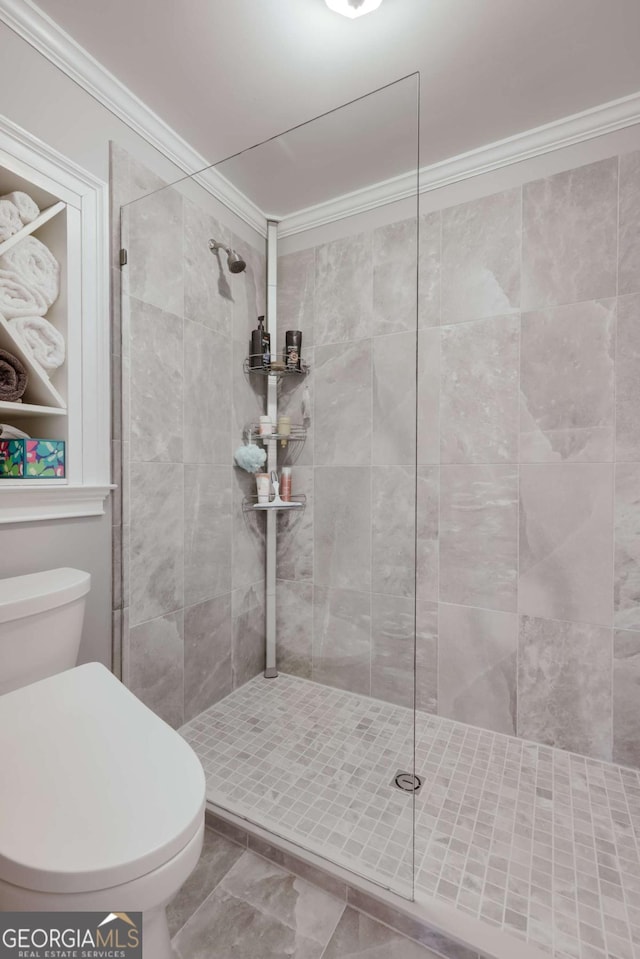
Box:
0, 314, 66, 410
0, 201, 66, 258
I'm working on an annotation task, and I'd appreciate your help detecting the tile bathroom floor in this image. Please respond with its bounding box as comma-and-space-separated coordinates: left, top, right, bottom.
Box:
181, 673, 640, 959
168, 825, 438, 958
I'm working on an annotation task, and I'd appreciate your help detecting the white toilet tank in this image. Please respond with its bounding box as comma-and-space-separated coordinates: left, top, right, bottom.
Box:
0, 568, 91, 695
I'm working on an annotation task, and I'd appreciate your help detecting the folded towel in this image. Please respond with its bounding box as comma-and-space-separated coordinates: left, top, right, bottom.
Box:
0, 200, 22, 244
0, 191, 39, 225
0, 349, 27, 402
0, 236, 59, 309
0, 271, 48, 318
0, 423, 30, 438
9, 316, 65, 371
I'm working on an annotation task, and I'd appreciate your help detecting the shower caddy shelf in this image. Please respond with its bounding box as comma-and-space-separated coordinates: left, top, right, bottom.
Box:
242, 494, 306, 513
243, 355, 309, 378
247, 423, 307, 445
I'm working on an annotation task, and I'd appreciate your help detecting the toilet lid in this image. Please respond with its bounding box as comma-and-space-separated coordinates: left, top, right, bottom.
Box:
0, 663, 206, 893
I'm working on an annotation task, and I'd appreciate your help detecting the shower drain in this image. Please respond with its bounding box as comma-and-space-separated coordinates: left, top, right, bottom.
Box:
392, 770, 424, 793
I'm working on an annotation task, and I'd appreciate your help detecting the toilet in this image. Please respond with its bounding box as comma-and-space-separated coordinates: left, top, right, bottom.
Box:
0, 568, 206, 959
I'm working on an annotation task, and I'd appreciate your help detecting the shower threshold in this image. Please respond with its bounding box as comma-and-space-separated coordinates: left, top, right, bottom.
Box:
180, 673, 640, 959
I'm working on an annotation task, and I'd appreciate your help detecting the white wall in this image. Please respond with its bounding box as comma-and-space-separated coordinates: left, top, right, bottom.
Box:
0, 21, 260, 667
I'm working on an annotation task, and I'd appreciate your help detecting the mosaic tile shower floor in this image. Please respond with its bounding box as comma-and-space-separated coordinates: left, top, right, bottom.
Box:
180, 674, 640, 959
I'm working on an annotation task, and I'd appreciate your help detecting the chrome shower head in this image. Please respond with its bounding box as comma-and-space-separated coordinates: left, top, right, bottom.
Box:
209, 239, 246, 274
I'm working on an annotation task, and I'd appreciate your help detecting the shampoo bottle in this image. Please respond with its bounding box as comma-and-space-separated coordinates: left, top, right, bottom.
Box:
250, 316, 271, 370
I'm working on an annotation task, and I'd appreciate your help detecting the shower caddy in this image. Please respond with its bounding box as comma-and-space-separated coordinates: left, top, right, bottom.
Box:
242, 220, 308, 678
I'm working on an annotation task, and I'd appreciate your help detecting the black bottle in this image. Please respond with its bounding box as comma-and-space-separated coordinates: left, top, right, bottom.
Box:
250, 316, 271, 369
285, 330, 302, 371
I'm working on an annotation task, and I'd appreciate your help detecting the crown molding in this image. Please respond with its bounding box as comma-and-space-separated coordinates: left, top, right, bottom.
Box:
277, 89, 640, 236
3, 0, 640, 240
0, 0, 266, 236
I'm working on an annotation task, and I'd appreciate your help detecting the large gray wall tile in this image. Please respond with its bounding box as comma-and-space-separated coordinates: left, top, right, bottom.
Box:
520, 300, 615, 462
184, 465, 232, 608
129, 297, 183, 462
128, 180, 183, 316
315, 232, 372, 345
619, 149, 640, 296
439, 604, 517, 735
276, 579, 313, 678
616, 293, 640, 461
313, 587, 371, 695
130, 462, 184, 626
277, 248, 315, 347
184, 594, 233, 722
277, 466, 313, 582
417, 327, 440, 466
615, 462, 640, 630
372, 218, 417, 335
440, 314, 519, 463
419, 210, 441, 328
372, 465, 415, 597
277, 351, 314, 466
416, 600, 438, 714
613, 629, 640, 767
373, 331, 417, 466
371, 593, 415, 708
129, 610, 184, 728
522, 157, 618, 310
184, 199, 233, 337
416, 467, 438, 604
518, 616, 612, 761
314, 468, 371, 592
315, 340, 371, 466
184, 321, 231, 464
232, 582, 265, 687
519, 464, 614, 626
232, 470, 266, 591
441, 188, 520, 325
440, 465, 518, 611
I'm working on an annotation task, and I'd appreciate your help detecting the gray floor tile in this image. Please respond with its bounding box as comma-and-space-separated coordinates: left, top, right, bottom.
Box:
167, 827, 245, 936
173, 851, 345, 959
322, 908, 441, 958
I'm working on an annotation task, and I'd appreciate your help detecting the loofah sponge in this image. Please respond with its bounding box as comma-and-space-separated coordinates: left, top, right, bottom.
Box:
234, 444, 267, 474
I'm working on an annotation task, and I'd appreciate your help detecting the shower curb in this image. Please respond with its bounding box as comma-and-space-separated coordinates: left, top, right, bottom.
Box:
204, 805, 546, 959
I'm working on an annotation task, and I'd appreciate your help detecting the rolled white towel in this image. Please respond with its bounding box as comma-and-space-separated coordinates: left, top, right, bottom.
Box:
0, 236, 59, 309
0, 271, 48, 318
0, 200, 22, 243
8, 316, 65, 371
0, 191, 39, 225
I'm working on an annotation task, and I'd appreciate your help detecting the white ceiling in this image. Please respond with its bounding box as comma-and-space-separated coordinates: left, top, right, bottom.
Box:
32, 0, 640, 210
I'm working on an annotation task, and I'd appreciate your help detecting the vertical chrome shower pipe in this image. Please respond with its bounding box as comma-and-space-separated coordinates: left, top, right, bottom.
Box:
264, 219, 279, 678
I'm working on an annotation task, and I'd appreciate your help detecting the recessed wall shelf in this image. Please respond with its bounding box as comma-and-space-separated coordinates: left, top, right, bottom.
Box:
0, 115, 110, 522
0, 200, 66, 257
242, 494, 306, 513
0, 314, 66, 410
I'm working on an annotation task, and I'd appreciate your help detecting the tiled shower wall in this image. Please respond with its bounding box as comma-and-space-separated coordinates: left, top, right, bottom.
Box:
276, 149, 640, 768
110, 145, 267, 728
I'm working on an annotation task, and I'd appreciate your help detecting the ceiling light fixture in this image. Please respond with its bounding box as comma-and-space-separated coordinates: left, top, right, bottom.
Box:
325, 0, 383, 18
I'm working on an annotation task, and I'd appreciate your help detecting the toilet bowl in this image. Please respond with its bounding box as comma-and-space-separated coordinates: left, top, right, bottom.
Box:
0, 570, 206, 959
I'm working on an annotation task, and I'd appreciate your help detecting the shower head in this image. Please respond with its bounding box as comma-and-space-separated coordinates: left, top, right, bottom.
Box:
209, 239, 246, 274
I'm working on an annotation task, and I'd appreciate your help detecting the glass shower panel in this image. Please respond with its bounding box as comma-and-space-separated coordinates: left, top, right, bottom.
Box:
119, 73, 420, 899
